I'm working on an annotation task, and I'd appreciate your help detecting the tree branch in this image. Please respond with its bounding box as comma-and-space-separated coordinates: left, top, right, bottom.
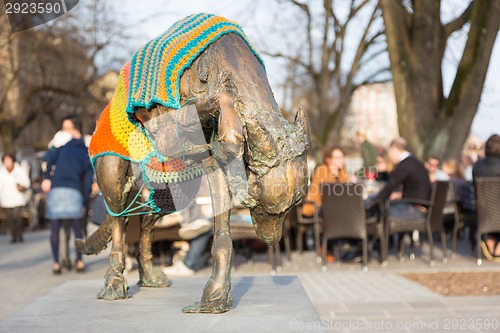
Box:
345, 4, 382, 89
353, 67, 392, 90
358, 46, 387, 68
261, 51, 313, 72
288, 0, 308, 12
443, 0, 500, 117
444, 0, 474, 39
286, 0, 314, 71
321, 0, 332, 73
380, 0, 416, 69
346, 0, 371, 24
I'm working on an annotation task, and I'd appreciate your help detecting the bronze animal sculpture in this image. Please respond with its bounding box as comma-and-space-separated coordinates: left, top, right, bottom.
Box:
76, 14, 310, 314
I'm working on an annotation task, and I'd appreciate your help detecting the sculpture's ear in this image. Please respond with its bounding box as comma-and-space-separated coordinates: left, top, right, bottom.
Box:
293, 106, 311, 152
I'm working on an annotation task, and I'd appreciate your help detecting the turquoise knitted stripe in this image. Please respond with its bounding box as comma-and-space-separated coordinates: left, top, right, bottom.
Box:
126, 13, 265, 117
149, 14, 208, 100
140, 14, 207, 100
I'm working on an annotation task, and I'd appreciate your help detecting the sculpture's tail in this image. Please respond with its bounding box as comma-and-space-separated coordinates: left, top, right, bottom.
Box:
75, 214, 114, 255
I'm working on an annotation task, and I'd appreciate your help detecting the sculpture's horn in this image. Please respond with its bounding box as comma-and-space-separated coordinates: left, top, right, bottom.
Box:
293, 106, 311, 151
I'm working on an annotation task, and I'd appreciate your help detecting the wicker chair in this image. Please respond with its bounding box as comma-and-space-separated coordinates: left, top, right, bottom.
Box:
428, 181, 450, 262
320, 183, 383, 272
450, 183, 476, 257
383, 181, 449, 266
474, 177, 500, 266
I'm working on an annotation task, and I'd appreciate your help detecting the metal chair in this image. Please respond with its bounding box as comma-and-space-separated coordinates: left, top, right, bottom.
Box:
474, 177, 500, 265
230, 221, 282, 274
281, 211, 293, 263
320, 183, 383, 271
383, 181, 449, 266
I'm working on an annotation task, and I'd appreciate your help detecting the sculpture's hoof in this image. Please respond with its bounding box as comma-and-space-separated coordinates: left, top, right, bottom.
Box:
182, 298, 232, 314
139, 267, 171, 288
97, 275, 128, 300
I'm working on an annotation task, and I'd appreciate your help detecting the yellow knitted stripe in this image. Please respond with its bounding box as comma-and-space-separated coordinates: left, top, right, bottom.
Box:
109, 66, 153, 161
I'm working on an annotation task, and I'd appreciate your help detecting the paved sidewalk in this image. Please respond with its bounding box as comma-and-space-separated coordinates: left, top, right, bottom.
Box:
298, 271, 500, 333
1, 228, 500, 332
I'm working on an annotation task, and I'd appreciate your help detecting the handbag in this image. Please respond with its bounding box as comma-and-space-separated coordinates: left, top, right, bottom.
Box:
88, 193, 108, 225
17, 184, 27, 192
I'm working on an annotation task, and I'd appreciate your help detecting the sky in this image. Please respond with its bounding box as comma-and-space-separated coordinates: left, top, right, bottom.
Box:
107, 0, 499, 141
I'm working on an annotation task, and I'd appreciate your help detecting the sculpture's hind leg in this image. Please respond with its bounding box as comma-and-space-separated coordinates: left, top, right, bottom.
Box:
183, 157, 233, 314
94, 156, 135, 300
138, 214, 170, 287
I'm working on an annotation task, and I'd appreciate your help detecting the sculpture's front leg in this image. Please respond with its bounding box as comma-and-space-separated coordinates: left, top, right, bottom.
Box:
92, 156, 134, 300
137, 214, 170, 287
183, 158, 233, 314
97, 217, 129, 300
196, 93, 256, 208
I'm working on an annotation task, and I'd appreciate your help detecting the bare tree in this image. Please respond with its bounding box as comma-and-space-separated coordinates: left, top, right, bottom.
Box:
264, 0, 388, 148
380, 0, 500, 159
0, 14, 22, 152
0, 1, 128, 151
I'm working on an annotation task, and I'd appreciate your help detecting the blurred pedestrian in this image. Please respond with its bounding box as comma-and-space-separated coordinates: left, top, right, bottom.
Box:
0, 154, 31, 243
47, 116, 83, 269
42, 116, 93, 274
356, 131, 379, 179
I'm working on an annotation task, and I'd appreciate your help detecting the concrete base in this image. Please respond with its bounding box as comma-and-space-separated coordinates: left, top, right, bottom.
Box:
1, 275, 324, 333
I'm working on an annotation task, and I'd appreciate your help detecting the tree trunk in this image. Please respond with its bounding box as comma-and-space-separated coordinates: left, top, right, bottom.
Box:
0, 121, 15, 154
380, 0, 500, 160
435, 0, 500, 159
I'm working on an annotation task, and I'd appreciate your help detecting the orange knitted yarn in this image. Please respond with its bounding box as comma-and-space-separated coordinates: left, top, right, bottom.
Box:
89, 61, 153, 162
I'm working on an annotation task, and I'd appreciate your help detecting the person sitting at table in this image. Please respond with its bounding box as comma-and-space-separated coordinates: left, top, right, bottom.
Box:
442, 159, 475, 213
374, 152, 391, 182
370, 137, 431, 220
302, 146, 349, 217
472, 134, 500, 259
425, 156, 450, 183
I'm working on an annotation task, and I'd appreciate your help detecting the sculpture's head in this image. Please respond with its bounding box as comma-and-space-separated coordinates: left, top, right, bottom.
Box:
245, 107, 311, 245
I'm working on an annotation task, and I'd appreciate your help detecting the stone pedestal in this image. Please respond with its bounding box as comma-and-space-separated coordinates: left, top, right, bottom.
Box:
1, 275, 325, 332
